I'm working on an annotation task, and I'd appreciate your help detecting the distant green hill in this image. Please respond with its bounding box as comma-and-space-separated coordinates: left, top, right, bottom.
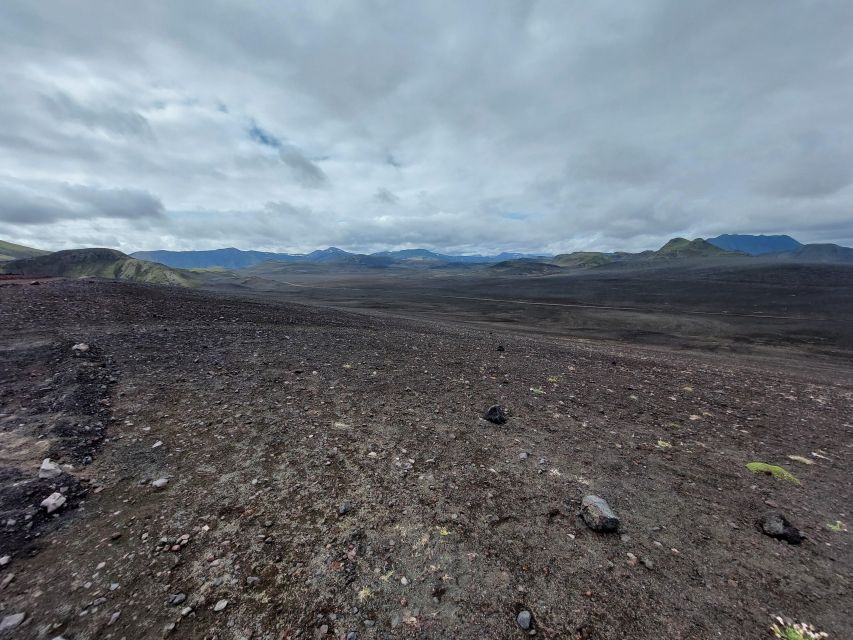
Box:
551, 238, 741, 269
488, 259, 564, 275
551, 251, 613, 268
653, 237, 736, 258
0, 239, 50, 262
0, 248, 200, 286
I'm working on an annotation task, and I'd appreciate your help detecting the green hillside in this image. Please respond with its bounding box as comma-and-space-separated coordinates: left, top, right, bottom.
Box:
653, 237, 735, 258
488, 259, 564, 275
0, 248, 201, 287
551, 251, 613, 268
0, 239, 50, 262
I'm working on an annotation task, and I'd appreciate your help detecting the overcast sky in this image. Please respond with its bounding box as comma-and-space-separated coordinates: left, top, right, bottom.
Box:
1, 1, 852, 254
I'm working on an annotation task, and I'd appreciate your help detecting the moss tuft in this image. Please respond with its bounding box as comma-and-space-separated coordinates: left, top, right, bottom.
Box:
746, 462, 800, 484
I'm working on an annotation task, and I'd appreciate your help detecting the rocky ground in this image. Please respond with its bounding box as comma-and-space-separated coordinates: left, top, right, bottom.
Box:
0, 279, 850, 639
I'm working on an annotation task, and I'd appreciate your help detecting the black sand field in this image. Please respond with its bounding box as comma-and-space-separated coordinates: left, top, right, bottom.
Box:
0, 276, 850, 639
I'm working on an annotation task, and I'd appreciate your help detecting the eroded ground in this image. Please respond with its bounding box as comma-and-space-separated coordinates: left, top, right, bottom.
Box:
0, 279, 851, 639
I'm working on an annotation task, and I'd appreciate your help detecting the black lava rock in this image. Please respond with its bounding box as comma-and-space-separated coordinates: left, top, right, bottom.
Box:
483, 404, 507, 425
580, 495, 620, 533
758, 512, 803, 545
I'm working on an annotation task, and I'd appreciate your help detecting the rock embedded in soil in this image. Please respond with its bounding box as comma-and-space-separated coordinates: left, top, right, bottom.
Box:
757, 511, 803, 545
213, 599, 228, 612
0, 612, 25, 631
40, 492, 66, 514
338, 500, 353, 515
71, 342, 89, 352
517, 610, 532, 630
580, 495, 620, 533
39, 458, 63, 479
151, 478, 169, 489
483, 404, 508, 425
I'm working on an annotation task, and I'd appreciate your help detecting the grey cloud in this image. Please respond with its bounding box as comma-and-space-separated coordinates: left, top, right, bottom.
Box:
246, 121, 327, 187
0, 185, 70, 225
277, 146, 327, 188
61, 184, 164, 219
42, 92, 153, 139
374, 188, 399, 204
753, 134, 853, 199
569, 144, 670, 185
0, 180, 164, 225
248, 122, 282, 149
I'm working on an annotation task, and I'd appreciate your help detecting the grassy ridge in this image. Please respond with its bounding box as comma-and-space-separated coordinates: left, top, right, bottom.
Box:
0, 239, 50, 262
0, 248, 201, 287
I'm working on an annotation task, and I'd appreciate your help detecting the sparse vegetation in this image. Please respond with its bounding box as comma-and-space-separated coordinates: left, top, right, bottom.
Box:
770, 617, 828, 639
747, 462, 801, 484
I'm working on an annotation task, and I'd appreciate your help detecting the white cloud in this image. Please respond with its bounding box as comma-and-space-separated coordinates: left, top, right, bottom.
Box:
0, 0, 851, 253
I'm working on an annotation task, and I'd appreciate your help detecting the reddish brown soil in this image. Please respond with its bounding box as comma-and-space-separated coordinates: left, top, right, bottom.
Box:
0, 279, 850, 639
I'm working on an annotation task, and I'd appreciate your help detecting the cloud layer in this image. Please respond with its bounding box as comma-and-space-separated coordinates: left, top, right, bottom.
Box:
1, 1, 852, 253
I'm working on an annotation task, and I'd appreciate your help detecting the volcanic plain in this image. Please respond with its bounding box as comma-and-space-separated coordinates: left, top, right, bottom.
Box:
0, 271, 851, 639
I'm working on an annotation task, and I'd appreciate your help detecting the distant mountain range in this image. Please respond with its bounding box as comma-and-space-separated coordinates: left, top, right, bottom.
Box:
129, 247, 352, 269
129, 235, 853, 270
550, 238, 738, 268
706, 234, 802, 255
3, 235, 852, 287
130, 247, 550, 269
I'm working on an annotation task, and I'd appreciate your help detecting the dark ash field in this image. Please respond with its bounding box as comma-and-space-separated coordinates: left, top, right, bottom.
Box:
0, 266, 851, 639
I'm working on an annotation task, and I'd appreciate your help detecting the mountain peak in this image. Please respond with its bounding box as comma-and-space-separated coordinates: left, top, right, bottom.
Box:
655, 237, 731, 258
706, 234, 802, 255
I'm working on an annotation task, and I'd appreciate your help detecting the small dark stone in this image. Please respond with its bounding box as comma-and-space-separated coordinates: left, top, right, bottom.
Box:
169, 593, 187, 606
497, 345, 505, 352
579, 495, 620, 533
483, 404, 507, 425
339, 500, 353, 515
758, 512, 803, 545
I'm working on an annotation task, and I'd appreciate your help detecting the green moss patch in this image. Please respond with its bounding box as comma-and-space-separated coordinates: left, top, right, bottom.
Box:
746, 462, 800, 485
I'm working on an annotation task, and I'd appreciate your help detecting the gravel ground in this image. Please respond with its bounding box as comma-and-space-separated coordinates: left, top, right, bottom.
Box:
0, 279, 850, 639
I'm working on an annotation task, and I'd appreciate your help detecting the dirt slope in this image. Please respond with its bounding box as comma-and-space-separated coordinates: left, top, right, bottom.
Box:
0, 280, 850, 639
